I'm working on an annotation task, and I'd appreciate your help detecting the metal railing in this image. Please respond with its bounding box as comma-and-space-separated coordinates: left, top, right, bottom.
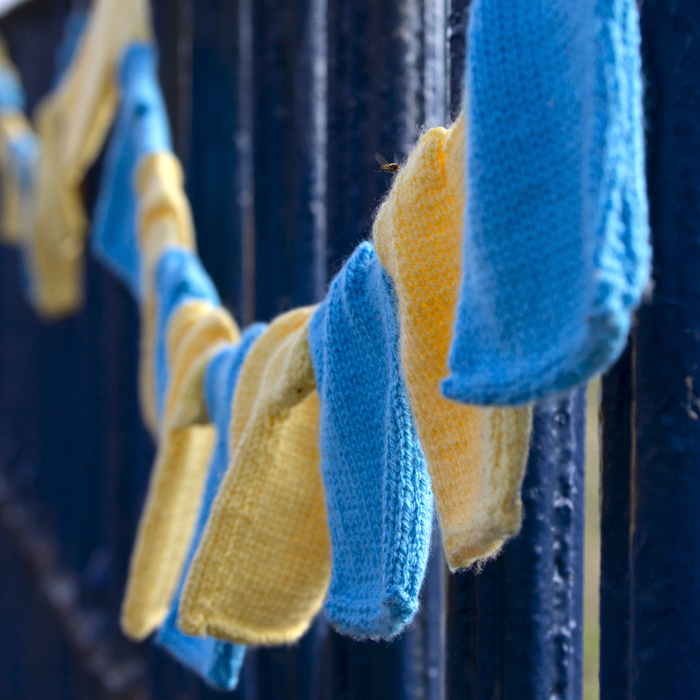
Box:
0, 1, 695, 699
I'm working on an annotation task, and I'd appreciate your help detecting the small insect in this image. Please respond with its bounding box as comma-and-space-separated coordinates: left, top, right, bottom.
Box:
375, 152, 400, 174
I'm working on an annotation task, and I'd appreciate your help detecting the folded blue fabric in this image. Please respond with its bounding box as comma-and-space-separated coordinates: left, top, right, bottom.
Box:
443, 0, 650, 406
157, 323, 266, 690
91, 42, 172, 297
0, 63, 25, 113
153, 247, 220, 425
308, 242, 432, 640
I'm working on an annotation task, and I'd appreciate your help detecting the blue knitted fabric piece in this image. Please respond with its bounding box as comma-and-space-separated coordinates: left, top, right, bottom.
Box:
157, 323, 266, 690
153, 247, 220, 425
442, 0, 651, 406
91, 43, 172, 297
308, 242, 433, 640
0, 63, 25, 113
0, 48, 39, 232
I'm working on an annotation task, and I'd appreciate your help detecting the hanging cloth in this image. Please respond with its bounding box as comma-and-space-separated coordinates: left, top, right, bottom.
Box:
91, 42, 172, 298
157, 325, 265, 690
373, 115, 532, 569
443, 0, 650, 405
179, 307, 332, 646
136, 152, 199, 435
0, 38, 39, 245
121, 289, 239, 640
308, 242, 433, 639
26, 0, 153, 317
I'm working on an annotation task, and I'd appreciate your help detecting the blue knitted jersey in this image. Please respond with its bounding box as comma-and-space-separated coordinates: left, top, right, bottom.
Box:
443, 0, 650, 405
157, 323, 266, 691
308, 242, 433, 640
153, 247, 220, 426
91, 42, 172, 297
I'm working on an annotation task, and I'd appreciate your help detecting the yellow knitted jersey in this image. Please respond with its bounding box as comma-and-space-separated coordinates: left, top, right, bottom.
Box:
178, 307, 332, 646
136, 152, 198, 436
121, 300, 240, 641
25, 0, 152, 317
373, 115, 533, 570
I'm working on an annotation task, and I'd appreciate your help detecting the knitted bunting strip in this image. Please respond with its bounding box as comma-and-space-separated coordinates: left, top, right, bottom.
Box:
91, 42, 172, 297
442, 0, 650, 405
23, 0, 153, 318
136, 152, 199, 435
373, 116, 532, 570
157, 325, 265, 690
179, 307, 332, 646
121, 300, 240, 640
308, 242, 432, 639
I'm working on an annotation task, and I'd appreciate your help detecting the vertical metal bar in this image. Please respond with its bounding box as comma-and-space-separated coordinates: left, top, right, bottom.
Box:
309, 0, 328, 302
447, 0, 470, 119
599, 345, 633, 699
237, 0, 256, 327
624, 1, 700, 697
446, 392, 586, 700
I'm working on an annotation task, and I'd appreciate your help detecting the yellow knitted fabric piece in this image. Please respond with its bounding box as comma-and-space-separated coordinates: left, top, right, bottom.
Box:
121, 301, 240, 641
24, 0, 152, 317
178, 307, 332, 646
25, 98, 87, 317
0, 112, 35, 244
56, 0, 152, 184
136, 152, 198, 436
373, 115, 533, 570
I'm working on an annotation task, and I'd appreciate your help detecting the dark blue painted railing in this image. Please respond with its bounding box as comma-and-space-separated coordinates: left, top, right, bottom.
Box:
0, 0, 695, 698
599, 2, 700, 699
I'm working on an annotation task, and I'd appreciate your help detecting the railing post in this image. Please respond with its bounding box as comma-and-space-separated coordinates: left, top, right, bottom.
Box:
600, 2, 700, 698
446, 392, 586, 700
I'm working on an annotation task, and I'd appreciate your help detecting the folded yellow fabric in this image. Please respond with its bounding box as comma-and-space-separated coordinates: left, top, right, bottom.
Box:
373, 115, 533, 570
179, 307, 332, 646
0, 112, 37, 245
136, 152, 198, 436
57, 0, 152, 184
25, 98, 87, 317
121, 300, 240, 640
25, 0, 152, 317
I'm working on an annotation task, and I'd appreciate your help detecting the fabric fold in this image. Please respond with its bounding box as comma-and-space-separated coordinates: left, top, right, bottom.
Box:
179, 307, 332, 646
308, 242, 433, 639
0, 38, 38, 246
121, 299, 240, 640
157, 324, 266, 691
91, 42, 171, 297
136, 152, 199, 435
24, 0, 152, 317
373, 116, 532, 570
443, 0, 650, 405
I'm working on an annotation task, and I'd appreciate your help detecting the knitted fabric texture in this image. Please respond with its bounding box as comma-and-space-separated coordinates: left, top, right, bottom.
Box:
157, 325, 265, 690
136, 152, 198, 435
0, 39, 38, 245
121, 300, 240, 640
24, 0, 152, 318
308, 242, 432, 639
179, 307, 332, 646
91, 42, 171, 297
373, 116, 532, 569
442, 0, 651, 405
